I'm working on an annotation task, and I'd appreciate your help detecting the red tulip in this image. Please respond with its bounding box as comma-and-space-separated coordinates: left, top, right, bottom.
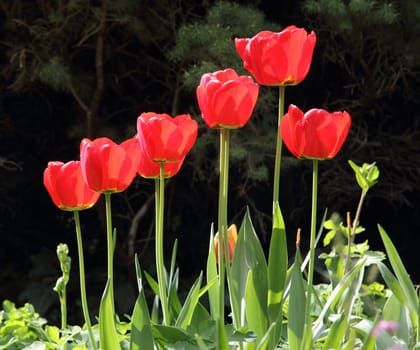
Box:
80, 137, 140, 193
235, 25, 316, 86
137, 112, 198, 163
281, 104, 351, 160
214, 224, 238, 263
196, 68, 259, 128
136, 134, 185, 178
43, 161, 100, 211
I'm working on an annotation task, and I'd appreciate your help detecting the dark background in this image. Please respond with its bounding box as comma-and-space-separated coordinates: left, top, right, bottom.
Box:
1, 0, 419, 325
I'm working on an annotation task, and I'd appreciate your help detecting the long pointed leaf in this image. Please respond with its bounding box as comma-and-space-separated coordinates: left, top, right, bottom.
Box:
267, 203, 287, 325
176, 273, 203, 328
322, 314, 347, 350
245, 269, 268, 340
206, 223, 218, 320
312, 258, 367, 340
378, 224, 418, 324
130, 256, 154, 350
256, 323, 276, 350
287, 249, 306, 350
383, 293, 411, 344
231, 208, 267, 329
99, 279, 121, 350
216, 318, 229, 350
130, 294, 154, 350
377, 261, 414, 315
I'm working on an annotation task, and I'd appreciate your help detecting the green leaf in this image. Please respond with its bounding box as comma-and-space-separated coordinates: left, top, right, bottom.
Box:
348, 160, 380, 192
230, 208, 267, 331
378, 224, 418, 327
22, 341, 46, 350
130, 294, 155, 350
216, 318, 229, 350
151, 324, 191, 345
144, 271, 160, 297
206, 224, 219, 319
287, 249, 306, 350
382, 293, 411, 344
256, 323, 275, 350
312, 258, 367, 340
99, 279, 121, 350
168, 268, 183, 319
266, 203, 287, 348
245, 269, 268, 340
322, 314, 347, 350
175, 273, 203, 328
377, 262, 411, 310
130, 256, 154, 350
267, 203, 287, 324
45, 325, 60, 343
323, 229, 336, 247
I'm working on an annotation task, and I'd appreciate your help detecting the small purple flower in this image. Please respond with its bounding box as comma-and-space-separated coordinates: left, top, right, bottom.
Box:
387, 345, 403, 350
372, 320, 399, 337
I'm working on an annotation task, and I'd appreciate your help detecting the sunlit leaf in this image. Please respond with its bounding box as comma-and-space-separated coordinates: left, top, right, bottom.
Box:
287, 248, 305, 350
267, 202, 287, 340
245, 269, 268, 340
378, 224, 418, 327
206, 224, 219, 320
99, 279, 121, 350
322, 314, 347, 350
176, 273, 203, 328
130, 256, 154, 350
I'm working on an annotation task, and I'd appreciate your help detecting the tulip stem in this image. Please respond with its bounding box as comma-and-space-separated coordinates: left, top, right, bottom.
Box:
273, 85, 285, 208
104, 193, 115, 313
73, 210, 98, 350
217, 128, 230, 332
304, 159, 318, 348
156, 162, 170, 325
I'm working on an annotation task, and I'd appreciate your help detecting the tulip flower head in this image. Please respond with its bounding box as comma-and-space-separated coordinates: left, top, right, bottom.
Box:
235, 25, 316, 86
136, 134, 185, 178
196, 68, 259, 128
80, 137, 140, 193
43, 160, 100, 211
214, 224, 238, 263
137, 112, 198, 163
281, 104, 351, 160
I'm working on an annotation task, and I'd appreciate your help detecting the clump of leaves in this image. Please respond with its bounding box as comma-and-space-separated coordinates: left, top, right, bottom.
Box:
0, 300, 49, 348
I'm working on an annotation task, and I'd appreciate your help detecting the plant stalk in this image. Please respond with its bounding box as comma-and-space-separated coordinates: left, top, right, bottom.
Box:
304, 159, 319, 348
104, 193, 115, 313
73, 210, 98, 350
217, 128, 230, 333
345, 189, 367, 273
272, 85, 286, 208
156, 162, 170, 325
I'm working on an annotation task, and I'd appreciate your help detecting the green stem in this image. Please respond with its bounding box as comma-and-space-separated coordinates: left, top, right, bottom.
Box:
217, 128, 230, 333
217, 129, 226, 324
272, 85, 286, 208
73, 210, 98, 350
156, 162, 170, 325
61, 290, 67, 330
304, 159, 319, 347
345, 189, 367, 273
351, 189, 367, 239
104, 193, 115, 312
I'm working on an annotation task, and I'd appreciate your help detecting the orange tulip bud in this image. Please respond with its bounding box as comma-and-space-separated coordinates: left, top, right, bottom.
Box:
214, 224, 238, 263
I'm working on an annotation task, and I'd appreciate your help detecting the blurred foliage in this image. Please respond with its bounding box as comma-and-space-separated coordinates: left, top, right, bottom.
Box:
301, 0, 420, 207
168, 1, 280, 190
